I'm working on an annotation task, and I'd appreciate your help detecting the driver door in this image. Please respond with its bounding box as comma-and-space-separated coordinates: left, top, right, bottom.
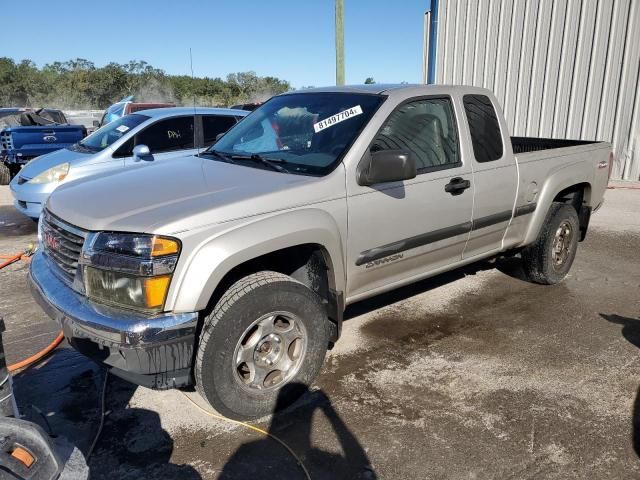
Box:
346, 96, 474, 300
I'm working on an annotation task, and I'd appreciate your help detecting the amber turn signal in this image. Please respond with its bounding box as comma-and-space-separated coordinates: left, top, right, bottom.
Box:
151, 236, 180, 257
144, 275, 171, 308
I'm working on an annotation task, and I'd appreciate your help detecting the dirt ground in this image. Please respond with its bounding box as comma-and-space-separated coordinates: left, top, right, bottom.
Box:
1, 184, 639, 479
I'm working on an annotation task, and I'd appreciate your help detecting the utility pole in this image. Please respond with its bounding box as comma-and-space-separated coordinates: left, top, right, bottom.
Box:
335, 0, 345, 85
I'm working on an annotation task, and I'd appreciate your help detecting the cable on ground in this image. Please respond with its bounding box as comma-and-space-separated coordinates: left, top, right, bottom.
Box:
180, 391, 312, 480
86, 370, 108, 462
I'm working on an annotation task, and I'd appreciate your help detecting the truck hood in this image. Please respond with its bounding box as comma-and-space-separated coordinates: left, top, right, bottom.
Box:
47, 155, 332, 233
19, 147, 96, 179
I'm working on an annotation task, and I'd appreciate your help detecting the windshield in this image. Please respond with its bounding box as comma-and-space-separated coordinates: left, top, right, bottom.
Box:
209, 92, 385, 175
72, 114, 148, 153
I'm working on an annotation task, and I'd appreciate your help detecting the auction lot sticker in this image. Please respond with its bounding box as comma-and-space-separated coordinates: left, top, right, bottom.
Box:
313, 105, 363, 133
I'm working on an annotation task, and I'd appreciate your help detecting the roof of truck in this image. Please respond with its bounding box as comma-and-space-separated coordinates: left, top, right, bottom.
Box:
282, 84, 417, 95
281, 84, 493, 96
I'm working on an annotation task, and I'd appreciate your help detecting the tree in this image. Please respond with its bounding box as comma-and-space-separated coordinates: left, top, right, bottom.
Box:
0, 57, 292, 109
364, 77, 375, 84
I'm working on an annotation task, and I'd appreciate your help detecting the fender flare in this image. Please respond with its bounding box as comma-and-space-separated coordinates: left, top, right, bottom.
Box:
522, 163, 592, 246
170, 208, 346, 312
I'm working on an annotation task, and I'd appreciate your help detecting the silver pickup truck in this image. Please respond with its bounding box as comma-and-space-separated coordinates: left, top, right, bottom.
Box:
29, 84, 610, 420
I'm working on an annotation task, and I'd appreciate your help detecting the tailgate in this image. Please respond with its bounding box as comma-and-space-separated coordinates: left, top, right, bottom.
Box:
1, 125, 85, 151
592, 148, 613, 209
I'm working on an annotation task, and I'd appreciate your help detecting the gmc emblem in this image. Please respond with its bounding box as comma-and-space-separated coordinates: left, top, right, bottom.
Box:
43, 230, 59, 251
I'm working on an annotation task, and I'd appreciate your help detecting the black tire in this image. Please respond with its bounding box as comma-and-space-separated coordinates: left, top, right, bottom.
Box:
521, 203, 580, 285
0, 163, 10, 185
195, 271, 330, 420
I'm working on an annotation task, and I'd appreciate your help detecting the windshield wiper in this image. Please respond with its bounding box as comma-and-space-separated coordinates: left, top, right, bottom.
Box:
199, 149, 237, 163
229, 153, 288, 173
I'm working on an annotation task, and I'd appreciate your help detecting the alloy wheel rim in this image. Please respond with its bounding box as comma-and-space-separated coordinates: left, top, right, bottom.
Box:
552, 220, 574, 269
233, 311, 307, 392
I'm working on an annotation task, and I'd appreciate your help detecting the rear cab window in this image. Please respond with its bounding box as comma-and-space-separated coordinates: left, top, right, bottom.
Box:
462, 94, 503, 162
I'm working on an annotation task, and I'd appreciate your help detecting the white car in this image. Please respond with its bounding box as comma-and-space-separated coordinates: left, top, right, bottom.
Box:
10, 107, 248, 219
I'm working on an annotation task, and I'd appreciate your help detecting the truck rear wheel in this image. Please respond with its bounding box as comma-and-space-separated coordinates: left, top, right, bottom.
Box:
195, 271, 330, 420
521, 203, 580, 285
0, 164, 10, 185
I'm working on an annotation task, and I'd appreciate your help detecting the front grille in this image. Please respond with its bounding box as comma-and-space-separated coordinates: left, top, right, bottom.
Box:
41, 210, 87, 284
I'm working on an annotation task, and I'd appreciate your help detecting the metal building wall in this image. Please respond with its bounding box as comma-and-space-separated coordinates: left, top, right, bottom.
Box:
424, 0, 640, 180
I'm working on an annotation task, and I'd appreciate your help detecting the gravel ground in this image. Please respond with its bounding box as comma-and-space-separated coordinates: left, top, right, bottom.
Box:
1, 185, 639, 479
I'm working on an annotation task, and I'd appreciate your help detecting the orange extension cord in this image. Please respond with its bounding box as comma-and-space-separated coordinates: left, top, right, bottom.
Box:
1, 247, 65, 372
8, 332, 64, 373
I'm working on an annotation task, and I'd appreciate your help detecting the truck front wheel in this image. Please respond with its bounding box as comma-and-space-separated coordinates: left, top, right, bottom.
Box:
195, 271, 330, 420
521, 203, 580, 285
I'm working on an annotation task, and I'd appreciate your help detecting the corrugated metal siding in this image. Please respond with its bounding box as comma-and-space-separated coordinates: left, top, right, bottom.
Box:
428, 0, 640, 180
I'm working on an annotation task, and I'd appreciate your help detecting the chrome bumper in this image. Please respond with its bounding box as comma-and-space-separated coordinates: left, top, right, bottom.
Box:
29, 251, 199, 388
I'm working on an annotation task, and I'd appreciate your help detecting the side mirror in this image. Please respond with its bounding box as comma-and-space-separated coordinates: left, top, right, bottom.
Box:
215, 132, 225, 142
356, 150, 417, 186
132, 144, 153, 162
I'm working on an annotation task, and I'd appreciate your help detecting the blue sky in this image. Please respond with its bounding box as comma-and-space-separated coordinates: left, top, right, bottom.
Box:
5, 0, 427, 88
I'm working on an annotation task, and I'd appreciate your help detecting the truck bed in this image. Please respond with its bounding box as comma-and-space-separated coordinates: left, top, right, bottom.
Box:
511, 137, 599, 154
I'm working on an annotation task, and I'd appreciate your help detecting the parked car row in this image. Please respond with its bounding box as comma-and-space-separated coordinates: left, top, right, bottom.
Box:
9, 107, 248, 219
1, 97, 186, 186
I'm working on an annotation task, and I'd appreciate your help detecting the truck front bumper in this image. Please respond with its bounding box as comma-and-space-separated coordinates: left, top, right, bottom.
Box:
28, 251, 199, 389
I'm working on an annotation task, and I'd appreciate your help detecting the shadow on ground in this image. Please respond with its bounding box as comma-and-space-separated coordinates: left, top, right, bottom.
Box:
15, 353, 375, 479
12, 347, 200, 479
87, 375, 201, 479
13, 348, 373, 478
601, 313, 640, 458
219, 383, 376, 480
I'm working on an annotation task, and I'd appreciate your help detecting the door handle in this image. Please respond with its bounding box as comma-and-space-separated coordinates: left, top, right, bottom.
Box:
444, 177, 471, 195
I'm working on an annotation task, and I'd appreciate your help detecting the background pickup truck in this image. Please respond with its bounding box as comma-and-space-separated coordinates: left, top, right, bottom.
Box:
98, 96, 176, 127
0, 108, 86, 184
28, 84, 610, 420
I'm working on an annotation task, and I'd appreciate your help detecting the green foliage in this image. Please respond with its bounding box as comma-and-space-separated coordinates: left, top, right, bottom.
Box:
0, 57, 291, 109
364, 77, 375, 84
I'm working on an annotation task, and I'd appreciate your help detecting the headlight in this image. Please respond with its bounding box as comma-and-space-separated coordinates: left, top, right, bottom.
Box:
29, 163, 69, 184
82, 233, 180, 313
92, 232, 179, 257
85, 268, 171, 312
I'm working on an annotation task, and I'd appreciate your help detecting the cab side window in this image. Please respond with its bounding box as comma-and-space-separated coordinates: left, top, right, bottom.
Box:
202, 115, 238, 146
371, 97, 460, 172
136, 116, 195, 153
463, 94, 503, 162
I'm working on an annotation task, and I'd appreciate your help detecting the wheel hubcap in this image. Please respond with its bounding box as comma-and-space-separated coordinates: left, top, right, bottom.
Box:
552, 220, 574, 268
234, 311, 307, 392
